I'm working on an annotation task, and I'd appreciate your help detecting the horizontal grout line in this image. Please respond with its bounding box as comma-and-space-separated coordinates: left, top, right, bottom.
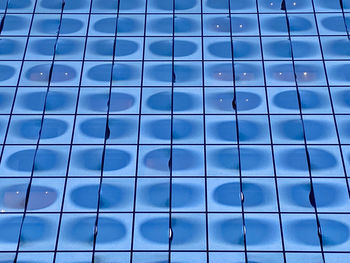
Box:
0, 143, 349, 146
2, 59, 350, 62
0, 176, 347, 179
0, 250, 348, 253
2, 11, 350, 15
1, 211, 350, 214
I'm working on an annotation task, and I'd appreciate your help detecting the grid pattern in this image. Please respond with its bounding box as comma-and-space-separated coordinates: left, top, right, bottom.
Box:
0, 0, 350, 262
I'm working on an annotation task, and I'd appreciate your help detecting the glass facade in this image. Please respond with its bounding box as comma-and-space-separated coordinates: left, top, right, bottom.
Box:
0, 0, 350, 262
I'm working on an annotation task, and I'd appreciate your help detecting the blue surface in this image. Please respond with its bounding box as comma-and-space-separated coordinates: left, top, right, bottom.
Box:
0, 0, 350, 262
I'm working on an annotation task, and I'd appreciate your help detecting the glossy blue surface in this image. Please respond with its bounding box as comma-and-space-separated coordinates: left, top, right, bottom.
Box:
0, 0, 350, 262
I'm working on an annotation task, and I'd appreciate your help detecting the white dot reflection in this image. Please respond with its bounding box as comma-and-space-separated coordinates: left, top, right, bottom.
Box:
169, 228, 173, 239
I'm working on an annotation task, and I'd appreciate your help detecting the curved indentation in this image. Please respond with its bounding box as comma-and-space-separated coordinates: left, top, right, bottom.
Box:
208, 40, 257, 58
143, 148, 199, 171
285, 182, 344, 208
208, 63, 260, 82
0, 39, 21, 56
230, 17, 256, 33
145, 119, 198, 140
0, 65, 15, 82
31, 38, 80, 56
36, 18, 84, 34
142, 182, 200, 208
212, 120, 262, 142
94, 0, 119, 9
77, 148, 131, 171
321, 16, 350, 32
68, 216, 126, 243
87, 63, 136, 82
269, 64, 321, 82
287, 219, 349, 246
334, 90, 350, 109
2, 184, 57, 210
339, 121, 350, 139
206, 0, 252, 10
14, 118, 68, 140
80, 117, 133, 139
150, 40, 197, 57
91, 39, 139, 57
83, 92, 135, 112
208, 91, 262, 112
115, 39, 139, 56
149, 64, 199, 83
273, 90, 324, 110
94, 17, 139, 34
207, 17, 255, 33
147, 91, 196, 112
264, 16, 312, 32
21, 91, 73, 112
149, 17, 198, 34
70, 184, 124, 209
0, 92, 10, 109
140, 217, 199, 244
1, 15, 27, 31
316, 0, 340, 9
207, 17, 230, 32
40, 0, 87, 10
324, 39, 350, 57
95, 0, 143, 11
25, 64, 77, 82
277, 119, 331, 141
213, 182, 266, 207
7, 149, 61, 172
281, 148, 337, 171
152, 0, 197, 10
329, 64, 350, 82
208, 63, 232, 81
265, 40, 316, 58
260, 0, 309, 10
216, 218, 275, 245
8, 0, 32, 9
211, 148, 267, 170
0, 216, 50, 243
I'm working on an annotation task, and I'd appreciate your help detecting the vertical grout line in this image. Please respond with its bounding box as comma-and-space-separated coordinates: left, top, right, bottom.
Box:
0, 0, 40, 175
168, 0, 176, 261
52, 0, 95, 261
281, 1, 326, 261
0, 0, 10, 35
339, 0, 350, 39
199, 0, 210, 261
91, 0, 121, 261
310, 0, 350, 199
227, 0, 248, 261
129, 0, 148, 261
254, 0, 288, 262
13, 1, 66, 262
